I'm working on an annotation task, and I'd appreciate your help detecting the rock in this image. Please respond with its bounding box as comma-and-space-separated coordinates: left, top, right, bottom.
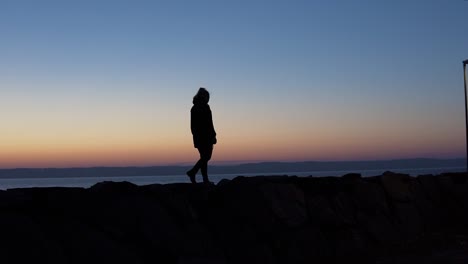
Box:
306, 195, 341, 227
89, 181, 138, 194
356, 210, 400, 245
342, 173, 362, 180
260, 182, 307, 227
438, 175, 468, 207
0, 212, 67, 264
380, 173, 424, 239
217, 178, 231, 186
351, 179, 389, 213
333, 228, 372, 263
392, 202, 423, 240
409, 179, 440, 230
436, 175, 468, 223
417, 175, 443, 205
274, 227, 332, 264
0, 173, 465, 263
330, 192, 356, 226
381, 172, 412, 202
441, 172, 468, 184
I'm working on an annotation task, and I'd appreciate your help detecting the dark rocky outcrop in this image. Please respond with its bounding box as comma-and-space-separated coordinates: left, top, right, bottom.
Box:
0, 172, 467, 263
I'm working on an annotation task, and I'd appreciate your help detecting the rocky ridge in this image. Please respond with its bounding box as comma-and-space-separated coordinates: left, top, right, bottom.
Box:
0, 172, 467, 263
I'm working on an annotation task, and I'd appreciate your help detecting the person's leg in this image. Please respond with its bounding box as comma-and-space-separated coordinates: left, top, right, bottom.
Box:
186, 166, 197, 183
189, 159, 202, 174
187, 145, 213, 184
200, 145, 213, 183
186, 151, 203, 183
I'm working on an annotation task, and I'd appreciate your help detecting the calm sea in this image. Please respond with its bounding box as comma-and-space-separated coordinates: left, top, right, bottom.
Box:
0, 167, 464, 190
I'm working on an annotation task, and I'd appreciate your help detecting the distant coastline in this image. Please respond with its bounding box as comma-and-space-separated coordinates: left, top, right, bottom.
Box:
0, 158, 464, 179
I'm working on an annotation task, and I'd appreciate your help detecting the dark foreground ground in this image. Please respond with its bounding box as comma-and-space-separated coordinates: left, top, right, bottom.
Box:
0, 172, 467, 264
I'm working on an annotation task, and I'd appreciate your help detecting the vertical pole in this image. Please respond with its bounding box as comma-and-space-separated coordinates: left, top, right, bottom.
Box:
464, 61, 468, 172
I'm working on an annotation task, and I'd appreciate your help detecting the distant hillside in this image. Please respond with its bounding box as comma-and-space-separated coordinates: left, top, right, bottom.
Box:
0, 158, 464, 178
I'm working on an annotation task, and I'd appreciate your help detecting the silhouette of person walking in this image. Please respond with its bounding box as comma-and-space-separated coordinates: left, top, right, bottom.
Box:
186, 88, 217, 184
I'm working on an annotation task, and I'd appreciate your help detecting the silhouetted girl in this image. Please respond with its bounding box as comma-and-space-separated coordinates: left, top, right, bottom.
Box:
186, 88, 217, 184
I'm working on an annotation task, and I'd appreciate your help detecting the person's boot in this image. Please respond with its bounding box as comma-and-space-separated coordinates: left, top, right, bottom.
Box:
186, 170, 196, 184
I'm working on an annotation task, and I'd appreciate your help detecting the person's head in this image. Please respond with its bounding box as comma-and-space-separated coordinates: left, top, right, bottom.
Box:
193, 87, 210, 104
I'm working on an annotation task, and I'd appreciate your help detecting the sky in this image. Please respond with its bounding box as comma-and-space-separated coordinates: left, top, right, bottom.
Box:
0, 0, 467, 168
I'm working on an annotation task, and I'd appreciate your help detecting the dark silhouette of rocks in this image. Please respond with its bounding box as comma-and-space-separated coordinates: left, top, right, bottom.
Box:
0, 172, 467, 263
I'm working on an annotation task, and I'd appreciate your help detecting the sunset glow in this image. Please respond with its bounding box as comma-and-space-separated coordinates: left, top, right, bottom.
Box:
0, 1, 467, 168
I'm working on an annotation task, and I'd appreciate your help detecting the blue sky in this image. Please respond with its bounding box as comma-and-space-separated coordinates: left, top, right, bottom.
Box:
0, 0, 467, 167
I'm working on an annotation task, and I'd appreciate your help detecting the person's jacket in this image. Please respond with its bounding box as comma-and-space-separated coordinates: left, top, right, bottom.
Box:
191, 100, 217, 148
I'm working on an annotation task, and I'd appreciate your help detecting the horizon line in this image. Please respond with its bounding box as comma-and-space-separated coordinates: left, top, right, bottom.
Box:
1, 157, 465, 170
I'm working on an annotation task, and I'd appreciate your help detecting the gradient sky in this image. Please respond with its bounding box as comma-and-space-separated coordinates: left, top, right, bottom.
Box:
1, 0, 467, 168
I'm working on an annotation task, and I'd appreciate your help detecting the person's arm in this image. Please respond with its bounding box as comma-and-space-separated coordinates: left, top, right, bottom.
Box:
190, 108, 194, 134
191, 108, 200, 136
208, 108, 217, 144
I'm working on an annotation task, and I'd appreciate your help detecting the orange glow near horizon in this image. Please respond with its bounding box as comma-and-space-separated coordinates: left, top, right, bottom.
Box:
0, 114, 463, 168
0, 80, 464, 169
